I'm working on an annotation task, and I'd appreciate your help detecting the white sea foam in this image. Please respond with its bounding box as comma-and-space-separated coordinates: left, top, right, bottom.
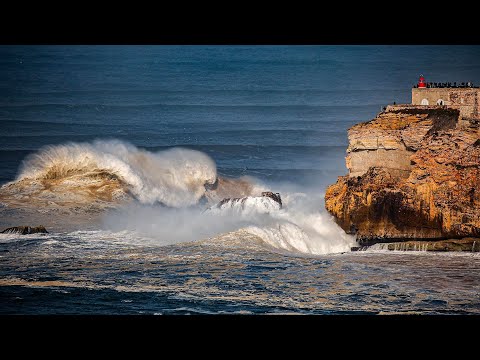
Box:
104, 189, 356, 255
242, 197, 355, 255
211, 191, 355, 254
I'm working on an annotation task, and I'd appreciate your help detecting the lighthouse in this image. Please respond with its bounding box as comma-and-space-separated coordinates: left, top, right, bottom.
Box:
417, 74, 426, 88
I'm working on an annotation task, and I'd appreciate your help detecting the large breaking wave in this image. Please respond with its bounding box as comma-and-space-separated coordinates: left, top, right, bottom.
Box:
6, 140, 217, 208
0, 139, 355, 255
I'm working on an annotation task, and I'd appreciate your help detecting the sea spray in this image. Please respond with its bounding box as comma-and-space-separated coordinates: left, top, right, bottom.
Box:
244, 194, 355, 254
104, 190, 356, 255
4, 139, 355, 255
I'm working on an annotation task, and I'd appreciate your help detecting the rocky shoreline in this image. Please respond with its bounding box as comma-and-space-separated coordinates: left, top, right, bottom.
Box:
325, 106, 480, 251
352, 237, 480, 252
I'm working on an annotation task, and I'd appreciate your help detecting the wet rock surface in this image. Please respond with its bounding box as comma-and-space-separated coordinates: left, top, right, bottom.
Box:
352, 238, 480, 252
1, 225, 48, 234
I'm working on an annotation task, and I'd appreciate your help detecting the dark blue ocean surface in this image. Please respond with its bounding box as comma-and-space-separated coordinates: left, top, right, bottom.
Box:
2, 45, 479, 186
1, 46, 480, 315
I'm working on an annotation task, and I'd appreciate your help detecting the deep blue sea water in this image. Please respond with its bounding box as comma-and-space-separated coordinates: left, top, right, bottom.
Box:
3, 45, 479, 186
1, 45, 480, 314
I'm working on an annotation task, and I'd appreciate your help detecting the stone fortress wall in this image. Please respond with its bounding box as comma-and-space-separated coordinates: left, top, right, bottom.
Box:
411, 87, 480, 119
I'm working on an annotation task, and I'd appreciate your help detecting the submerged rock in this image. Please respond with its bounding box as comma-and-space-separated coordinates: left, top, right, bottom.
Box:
1, 225, 48, 234
203, 176, 256, 206
325, 107, 480, 246
261, 192, 282, 209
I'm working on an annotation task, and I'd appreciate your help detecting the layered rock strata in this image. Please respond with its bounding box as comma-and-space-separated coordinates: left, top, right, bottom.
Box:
325, 108, 480, 245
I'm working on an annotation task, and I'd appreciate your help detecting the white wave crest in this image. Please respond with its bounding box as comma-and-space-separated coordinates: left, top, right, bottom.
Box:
245, 211, 355, 255
17, 140, 217, 207
246, 223, 314, 253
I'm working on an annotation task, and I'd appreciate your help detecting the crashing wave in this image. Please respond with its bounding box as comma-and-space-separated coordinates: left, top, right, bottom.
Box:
0, 139, 356, 255
245, 218, 355, 255
199, 191, 355, 255
0, 140, 219, 209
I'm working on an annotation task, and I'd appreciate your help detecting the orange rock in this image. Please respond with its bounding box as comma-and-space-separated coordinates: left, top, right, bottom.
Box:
325, 108, 480, 245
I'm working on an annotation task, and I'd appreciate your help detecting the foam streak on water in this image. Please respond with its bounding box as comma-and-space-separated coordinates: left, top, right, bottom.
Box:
1, 230, 479, 315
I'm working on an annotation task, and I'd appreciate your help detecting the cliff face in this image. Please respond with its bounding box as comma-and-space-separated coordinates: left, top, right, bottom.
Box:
325, 108, 480, 245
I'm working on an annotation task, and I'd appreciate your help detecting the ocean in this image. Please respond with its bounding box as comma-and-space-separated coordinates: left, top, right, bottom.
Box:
1, 45, 480, 314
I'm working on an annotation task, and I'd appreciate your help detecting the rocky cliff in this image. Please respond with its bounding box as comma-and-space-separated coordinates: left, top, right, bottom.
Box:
325, 107, 480, 245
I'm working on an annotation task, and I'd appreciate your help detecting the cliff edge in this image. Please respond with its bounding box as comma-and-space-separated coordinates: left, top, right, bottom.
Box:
325, 107, 480, 245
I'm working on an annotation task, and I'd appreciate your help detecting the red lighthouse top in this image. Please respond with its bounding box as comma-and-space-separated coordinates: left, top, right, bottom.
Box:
418, 75, 426, 88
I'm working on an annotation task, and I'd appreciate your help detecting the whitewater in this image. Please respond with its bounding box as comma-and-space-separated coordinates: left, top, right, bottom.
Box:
0, 140, 355, 255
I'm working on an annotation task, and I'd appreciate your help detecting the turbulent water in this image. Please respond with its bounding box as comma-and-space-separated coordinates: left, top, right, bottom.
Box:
1, 45, 480, 314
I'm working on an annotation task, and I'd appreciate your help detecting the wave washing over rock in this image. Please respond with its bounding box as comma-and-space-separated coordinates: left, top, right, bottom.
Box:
0, 140, 354, 255
202, 191, 355, 255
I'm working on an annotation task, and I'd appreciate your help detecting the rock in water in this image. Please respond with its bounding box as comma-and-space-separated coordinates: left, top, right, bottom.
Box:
206, 191, 282, 214
202, 176, 256, 206
325, 107, 480, 246
1, 225, 49, 234
261, 192, 282, 208
371, 238, 480, 252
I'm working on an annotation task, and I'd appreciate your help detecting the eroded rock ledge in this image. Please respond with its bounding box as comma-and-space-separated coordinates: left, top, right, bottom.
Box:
1, 225, 48, 234
325, 107, 480, 246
